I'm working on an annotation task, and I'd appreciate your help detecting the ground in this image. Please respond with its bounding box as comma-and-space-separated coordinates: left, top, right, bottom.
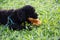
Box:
0, 0, 60, 40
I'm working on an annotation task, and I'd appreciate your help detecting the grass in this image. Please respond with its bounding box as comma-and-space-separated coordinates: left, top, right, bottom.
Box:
0, 0, 60, 40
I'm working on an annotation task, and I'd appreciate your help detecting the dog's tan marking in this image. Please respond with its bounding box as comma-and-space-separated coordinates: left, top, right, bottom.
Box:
28, 18, 41, 26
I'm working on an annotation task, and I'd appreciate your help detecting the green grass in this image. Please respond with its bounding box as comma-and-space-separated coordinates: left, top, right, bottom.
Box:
0, 0, 60, 40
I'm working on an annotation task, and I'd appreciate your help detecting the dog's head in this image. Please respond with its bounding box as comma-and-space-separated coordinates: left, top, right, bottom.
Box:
22, 5, 38, 19
22, 5, 41, 25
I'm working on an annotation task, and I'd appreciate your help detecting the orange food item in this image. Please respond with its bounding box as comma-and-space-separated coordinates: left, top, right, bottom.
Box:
28, 18, 41, 26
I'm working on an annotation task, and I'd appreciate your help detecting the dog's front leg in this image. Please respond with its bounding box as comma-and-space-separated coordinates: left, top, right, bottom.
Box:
24, 22, 32, 31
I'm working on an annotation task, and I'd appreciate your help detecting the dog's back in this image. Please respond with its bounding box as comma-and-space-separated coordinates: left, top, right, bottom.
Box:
0, 9, 14, 25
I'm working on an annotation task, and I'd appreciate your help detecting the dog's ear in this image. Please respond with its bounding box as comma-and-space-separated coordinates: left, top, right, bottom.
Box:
16, 10, 26, 22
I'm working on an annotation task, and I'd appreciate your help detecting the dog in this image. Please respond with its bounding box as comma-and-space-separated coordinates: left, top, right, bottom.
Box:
0, 5, 41, 30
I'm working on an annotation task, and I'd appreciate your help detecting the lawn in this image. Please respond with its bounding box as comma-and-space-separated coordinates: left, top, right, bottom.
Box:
0, 0, 60, 40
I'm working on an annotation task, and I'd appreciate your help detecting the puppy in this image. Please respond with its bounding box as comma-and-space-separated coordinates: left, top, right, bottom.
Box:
0, 5, 41, 30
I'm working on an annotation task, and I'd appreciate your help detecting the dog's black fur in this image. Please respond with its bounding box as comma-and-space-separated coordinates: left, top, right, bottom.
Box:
0, 5, 38, 30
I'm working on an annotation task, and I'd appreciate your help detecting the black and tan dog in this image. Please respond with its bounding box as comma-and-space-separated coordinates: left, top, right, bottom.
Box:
0, 5, 41, 30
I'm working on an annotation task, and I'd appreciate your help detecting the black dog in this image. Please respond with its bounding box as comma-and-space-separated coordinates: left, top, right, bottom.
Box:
0, 5, 38, 30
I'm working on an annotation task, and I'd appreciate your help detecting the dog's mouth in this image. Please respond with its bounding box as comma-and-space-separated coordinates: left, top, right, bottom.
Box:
28, 18, 41, 26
